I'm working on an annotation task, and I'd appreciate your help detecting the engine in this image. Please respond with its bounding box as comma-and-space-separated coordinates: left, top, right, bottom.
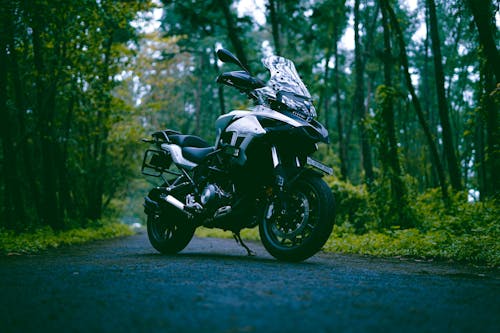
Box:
180, 182, 233, 221
200, 183, 231, 207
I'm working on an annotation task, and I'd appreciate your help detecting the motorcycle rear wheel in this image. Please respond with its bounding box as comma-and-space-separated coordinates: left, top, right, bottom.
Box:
259, 175, 335, 262
147, 207, 195, 254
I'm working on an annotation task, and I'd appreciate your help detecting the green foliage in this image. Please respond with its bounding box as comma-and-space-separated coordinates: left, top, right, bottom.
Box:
326, 174, 418, 232
195, 227, 260, 241
0, 221, 134, 255
325, 225, 499, 267
323, 183, 500, 266
324, 176, 378, 233
0, 0, 155, 230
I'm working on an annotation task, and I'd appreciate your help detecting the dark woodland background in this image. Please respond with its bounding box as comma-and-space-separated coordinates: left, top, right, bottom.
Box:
0, 0, 498, 236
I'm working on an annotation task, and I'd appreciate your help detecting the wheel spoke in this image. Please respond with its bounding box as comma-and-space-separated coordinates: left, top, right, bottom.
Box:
264, 184, 321, 250
165, 229, 172, 240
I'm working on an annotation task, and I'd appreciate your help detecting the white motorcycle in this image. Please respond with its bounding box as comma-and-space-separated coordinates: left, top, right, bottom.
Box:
141, 49, 335, 261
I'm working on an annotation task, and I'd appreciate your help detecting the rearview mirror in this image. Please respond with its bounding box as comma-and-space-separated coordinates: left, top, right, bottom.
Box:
216, 49, 249, 73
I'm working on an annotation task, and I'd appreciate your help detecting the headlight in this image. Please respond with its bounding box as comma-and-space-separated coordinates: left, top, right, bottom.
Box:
279, 91, 316, 121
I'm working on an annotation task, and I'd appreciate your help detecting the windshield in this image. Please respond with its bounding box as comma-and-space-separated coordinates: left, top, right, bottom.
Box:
263, 56, 311, 98
257, 55, 317, 120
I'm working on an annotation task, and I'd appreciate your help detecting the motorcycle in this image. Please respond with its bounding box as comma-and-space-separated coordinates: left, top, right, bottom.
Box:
141, 49, 335, 262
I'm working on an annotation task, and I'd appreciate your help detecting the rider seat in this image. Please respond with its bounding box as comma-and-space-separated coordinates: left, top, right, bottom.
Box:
182, 147, 215, 163
169, 135, 210, 148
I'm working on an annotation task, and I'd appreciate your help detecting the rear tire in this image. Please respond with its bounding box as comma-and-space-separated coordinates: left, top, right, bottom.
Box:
259, 175, 335, 262
147, 204, 195, 254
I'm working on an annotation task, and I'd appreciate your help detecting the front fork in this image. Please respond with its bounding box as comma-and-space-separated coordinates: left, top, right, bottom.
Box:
270, 145, 292, 216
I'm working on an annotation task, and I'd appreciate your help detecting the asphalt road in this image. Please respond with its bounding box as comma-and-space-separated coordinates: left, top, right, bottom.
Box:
1, 232, 499, 333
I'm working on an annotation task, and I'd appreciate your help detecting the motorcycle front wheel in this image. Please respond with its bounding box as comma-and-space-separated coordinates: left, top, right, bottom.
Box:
147, 205, 195, 254
259, 175, 335, 262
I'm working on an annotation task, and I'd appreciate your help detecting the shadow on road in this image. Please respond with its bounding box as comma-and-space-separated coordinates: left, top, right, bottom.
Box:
129, 251, 319, 267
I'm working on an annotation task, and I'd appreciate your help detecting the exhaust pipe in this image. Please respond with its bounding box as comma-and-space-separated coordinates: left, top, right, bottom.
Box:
163, 195, 199, 219
165, 195, 185, 210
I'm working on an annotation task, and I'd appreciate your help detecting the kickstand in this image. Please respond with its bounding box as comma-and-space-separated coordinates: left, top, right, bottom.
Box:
233, 232, 256, 256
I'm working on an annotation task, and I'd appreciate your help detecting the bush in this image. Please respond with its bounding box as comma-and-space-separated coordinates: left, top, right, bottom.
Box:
325, 176, 378, 233
325, 185, 500, 267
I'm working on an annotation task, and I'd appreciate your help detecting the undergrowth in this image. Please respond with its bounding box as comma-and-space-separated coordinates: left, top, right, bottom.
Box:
325, 177, 499, 267
0, 221, 134, 255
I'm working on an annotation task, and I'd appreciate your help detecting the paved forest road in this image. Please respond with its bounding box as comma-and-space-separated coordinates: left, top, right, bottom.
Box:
1, 233, 499, 333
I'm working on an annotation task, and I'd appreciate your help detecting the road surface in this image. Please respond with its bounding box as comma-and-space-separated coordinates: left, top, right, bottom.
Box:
1, 232, 499, 332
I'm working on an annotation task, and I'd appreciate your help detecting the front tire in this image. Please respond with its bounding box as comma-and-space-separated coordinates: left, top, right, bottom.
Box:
259, 175, 335, 262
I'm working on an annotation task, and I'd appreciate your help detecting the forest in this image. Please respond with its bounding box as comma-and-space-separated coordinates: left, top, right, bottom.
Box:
0, 0, 498, 263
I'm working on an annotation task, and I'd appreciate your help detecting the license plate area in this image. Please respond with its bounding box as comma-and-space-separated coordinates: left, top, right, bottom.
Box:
306, 157, 333, 175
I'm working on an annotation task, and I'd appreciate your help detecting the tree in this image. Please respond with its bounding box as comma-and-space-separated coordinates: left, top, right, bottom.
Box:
377, 0, 412, 228
426, 0, 462, 191
267, 0, 282, 56
384, 0, 449, 203
309, 0, 349, 179
0, 1, 28, 230
0, 0, 152, 230
160, 0, 257, 139
217, 0, 251, 71
354, 0, 375, 186
466, 0, 500, 199
466, 0, 500, 83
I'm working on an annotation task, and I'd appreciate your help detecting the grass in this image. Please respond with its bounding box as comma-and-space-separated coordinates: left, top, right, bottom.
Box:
195, 227, 260, 240
196, 224, 499, 267
324, 226, 500, 267
2, 223, 497, 267
2, 194, 497, 268
0, 222, 134, 255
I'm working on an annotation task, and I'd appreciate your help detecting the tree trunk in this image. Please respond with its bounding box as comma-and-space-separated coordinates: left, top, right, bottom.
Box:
474, 86, 487, 199
354, 0, 374, 187
317, 52, 332, 130
477, 60, 499, 199
213, 47, 226, 115
426, 0, 462, 191
466, 0, 500, 198
379, 0, 411, 228
87, 30, 114, 221
422, 7, 438, 189
218, 0, 250, 71
333, 26, 348, 180
0, 4, 27, 230
466, 0, 500, 83
31, 6, 64, 229
267, 0, 281, 56
385, 2, 449, 204
195, 54, 203, 134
